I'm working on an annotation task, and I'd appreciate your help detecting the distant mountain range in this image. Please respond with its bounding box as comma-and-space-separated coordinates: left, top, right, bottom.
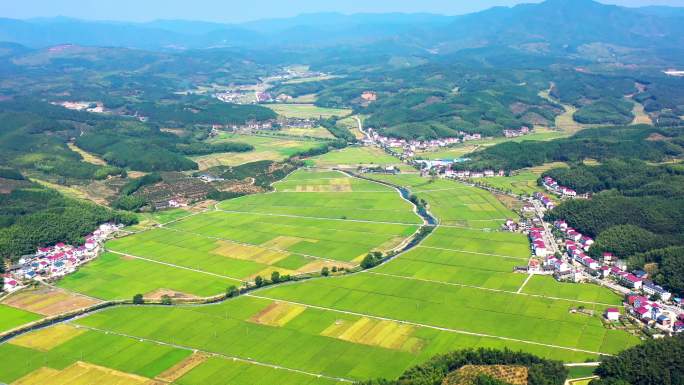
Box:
1, 0, 683, 56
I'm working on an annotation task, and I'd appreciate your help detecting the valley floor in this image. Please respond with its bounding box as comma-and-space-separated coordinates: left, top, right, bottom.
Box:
0, 148, 638, 385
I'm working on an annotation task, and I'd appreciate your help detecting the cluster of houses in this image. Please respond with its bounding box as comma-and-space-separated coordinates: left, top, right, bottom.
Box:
363, 128, 480, 157
529, 227, 551, 258
2, 223, 122, 293
533, 192, 556, 210
542, 176, 578, 197
623, 295, 684, 331
503, 127, 531, 138
448, 169, 506, 179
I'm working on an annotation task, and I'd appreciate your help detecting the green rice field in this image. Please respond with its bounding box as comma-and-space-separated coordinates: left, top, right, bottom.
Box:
0, 304, 42, 333
58, 170, 420, 299
312, 146, 408, 169
4, 166, 640, 384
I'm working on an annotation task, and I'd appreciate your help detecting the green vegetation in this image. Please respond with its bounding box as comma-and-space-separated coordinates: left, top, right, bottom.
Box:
0, 181, 136, 260
127, 96, 276, 126
573, 98, 634, 125
0, 329, 191, 384
0, 304, 41, 333
592, 335, 684, 385
457, 125, 683, 171
57, 252, 240, 299
266, 103, 351, 119
358, 348, 567, 385
543, 160, 684, 294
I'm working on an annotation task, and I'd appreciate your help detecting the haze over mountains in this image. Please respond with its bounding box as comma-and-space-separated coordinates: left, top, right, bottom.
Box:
1, 0, 683, 56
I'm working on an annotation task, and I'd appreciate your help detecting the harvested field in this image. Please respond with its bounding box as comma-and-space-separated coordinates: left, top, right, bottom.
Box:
155, 352, 209, 383
444, 365, 528, 385
249, 302, 306, 327
9, 324, 85, 352
2, 286, 100, 316
143, 289, 198, 301
12, 361, 151, 385
321, 317, 424, 353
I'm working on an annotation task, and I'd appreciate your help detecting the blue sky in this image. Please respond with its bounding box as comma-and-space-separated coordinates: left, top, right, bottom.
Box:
1, 0, 683, 23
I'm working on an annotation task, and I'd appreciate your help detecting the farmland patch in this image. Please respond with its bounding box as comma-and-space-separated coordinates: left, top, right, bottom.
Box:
321, 317, 425, 353
9, 324, 85, 352
249, 302, 307, 327
2, 286, 100, 316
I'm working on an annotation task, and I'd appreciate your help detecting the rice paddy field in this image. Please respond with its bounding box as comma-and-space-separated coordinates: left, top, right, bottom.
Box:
278, 126, 335, 139
368, 174, 515, 229
472, 162, 568, 196
266, 104, 352, 119
195, 133, 324, 168
0, 304, 42, 333
57, 170, 420, 300
4, 165, 640, 384
311, 146, 409, 170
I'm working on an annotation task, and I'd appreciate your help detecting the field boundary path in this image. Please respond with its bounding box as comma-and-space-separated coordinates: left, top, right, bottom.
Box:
246, 293, 612, 357
106, 250, 247, 282
366, 271, 623, 307
77, 324, 354, 383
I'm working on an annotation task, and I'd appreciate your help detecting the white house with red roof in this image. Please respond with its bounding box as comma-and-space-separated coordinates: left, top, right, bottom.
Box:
620, 273, 643, 290
604, 308, 620, 321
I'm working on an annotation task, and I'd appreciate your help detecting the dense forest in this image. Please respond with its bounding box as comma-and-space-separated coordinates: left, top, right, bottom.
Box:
455, 125, 683, 171
543, 160, 684, 294
357, 348, 567, 385
591, 335, 684, 385
124, 96, 277, 127
0, 175, 137, 259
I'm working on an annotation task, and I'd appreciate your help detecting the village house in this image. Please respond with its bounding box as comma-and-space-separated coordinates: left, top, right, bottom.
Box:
604, 308, 620, 321
361, 91, 377, 102
643, 281, 672, 301
620, 273, 643, 290
5, 223, 122, 288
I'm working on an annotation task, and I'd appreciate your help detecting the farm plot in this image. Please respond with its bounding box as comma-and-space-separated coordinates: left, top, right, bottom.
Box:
70, 295, 602, 383
196, 133, 323, 168
422, 227, 531, 258
370, 175, 516, 228
57, 252, 240, 300
312, 146, 405, 169
278, 126, 335, 139
373, 247, 527, 292
0, 304, 41, 333
1, 286, 100, 316
165, 211, 418, 262
0, 328, 191, 384
260, 272, 638, 356
175, 356, 343, 385
521, 276, 623, 305
274, 169, 390, 192
217, 171, 421, 224
266, 104, 351, 119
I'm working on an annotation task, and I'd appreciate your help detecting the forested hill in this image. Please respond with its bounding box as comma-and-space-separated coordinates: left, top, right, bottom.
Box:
0, 98, 265, 177
0, 172, 137, 259
455, 125, 684, 171
543, 160, 684, 295
2, 0, 684, 55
